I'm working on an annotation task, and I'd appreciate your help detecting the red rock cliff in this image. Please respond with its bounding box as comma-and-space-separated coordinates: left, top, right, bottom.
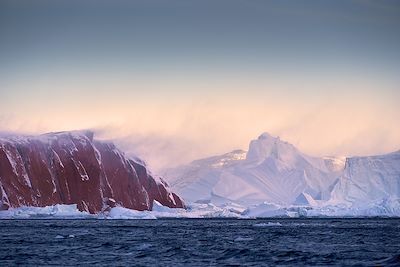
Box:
0, 131, 184, 213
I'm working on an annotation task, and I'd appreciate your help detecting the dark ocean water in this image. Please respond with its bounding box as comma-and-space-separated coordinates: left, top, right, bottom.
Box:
0, 218, 399, 266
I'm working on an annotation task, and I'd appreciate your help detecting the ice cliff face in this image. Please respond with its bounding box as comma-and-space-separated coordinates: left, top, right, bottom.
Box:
166, 133, 343, 206
329, 150, 400, 206
0, 131, 184, 213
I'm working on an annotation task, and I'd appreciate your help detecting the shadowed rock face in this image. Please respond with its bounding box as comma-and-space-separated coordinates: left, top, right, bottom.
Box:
0, 131, 184, 213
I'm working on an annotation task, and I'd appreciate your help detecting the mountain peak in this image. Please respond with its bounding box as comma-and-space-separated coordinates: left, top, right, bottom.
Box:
258, 132, 278, 140
246, 132, 296, 163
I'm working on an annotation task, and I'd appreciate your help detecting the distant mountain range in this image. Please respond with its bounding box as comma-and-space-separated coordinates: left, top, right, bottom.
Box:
1, 130, 399, 217
165, 133, 400, 210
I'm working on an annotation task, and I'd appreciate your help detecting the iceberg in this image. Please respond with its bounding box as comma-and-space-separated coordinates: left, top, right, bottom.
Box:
1, 198, 399, 219
0, 204, 93, 219
164, 133, 400, 217
165, 133, 341, 206
0, 201, 243, 219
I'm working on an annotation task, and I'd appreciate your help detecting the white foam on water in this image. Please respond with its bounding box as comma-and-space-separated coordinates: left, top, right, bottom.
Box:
253, 222, 282, 227
234, 237, 253, 242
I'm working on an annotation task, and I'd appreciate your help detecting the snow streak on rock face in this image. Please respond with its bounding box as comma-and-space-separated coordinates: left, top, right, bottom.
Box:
166, 133, 343, 206
0, 131, 184, 213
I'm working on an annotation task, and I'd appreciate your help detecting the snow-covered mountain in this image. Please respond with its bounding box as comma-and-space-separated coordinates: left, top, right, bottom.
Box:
165, 132, 400, 216
165, 133, 344, 206
1, 130, 399, 218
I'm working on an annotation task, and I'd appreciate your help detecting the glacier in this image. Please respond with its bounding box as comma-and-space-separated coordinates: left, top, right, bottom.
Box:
163, 133, 400, 217
165, 132, 344, 206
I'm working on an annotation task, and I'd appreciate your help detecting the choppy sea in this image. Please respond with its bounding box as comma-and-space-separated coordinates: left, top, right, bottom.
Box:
1, 218, 399, 266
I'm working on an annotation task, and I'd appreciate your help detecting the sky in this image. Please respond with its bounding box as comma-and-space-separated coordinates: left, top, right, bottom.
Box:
1, 0, 399, 170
